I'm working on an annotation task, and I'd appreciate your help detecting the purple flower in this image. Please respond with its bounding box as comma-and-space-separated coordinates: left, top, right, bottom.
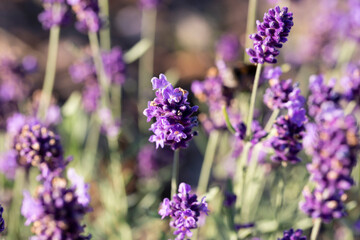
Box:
12, 120, 70, 179
38, 2, 71, 30
278, 228, 307, 240
98, 108, 120, 138
216, 34, 240, 62
101, 47, 126, 85
67, 168, 90, 207
158, 183, 209, 240
81, 80, 101, 113
300, 107, 359, 222
0, 150, 18, 180
269, 115, 306, 164
262, 66, 282, 80
144, 74, 198, 150
224, 192, 237, 207
341, 63, 360, 103
246, 6, 294, 64
21, 176, 91, 239
137, 144, 172, 178
308, 75, 341, 117
67, 0, 101, 33
0, 205, 4, 233
235, 223, 255, 231
139, 0, 160, 9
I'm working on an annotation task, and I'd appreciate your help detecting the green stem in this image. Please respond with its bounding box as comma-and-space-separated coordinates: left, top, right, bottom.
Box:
8, 169, 26, 239
197, 131, 220, 195
243, 0, 258, 63
37, 25, 60, 120
99, 0, 111, 50
82, 115, 101, 179
310, 218, 322, 240
171, 149, 180, 197
344, 100, 356, 115
264, 108, 280, 132
88, 31, 110, 107
246, 64, 262, 138
222, 106, 236, 134
138, 8, 157, 132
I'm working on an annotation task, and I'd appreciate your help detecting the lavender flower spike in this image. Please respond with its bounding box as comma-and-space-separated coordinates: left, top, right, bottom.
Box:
144, 74, 198, 150
278, 228, 307, 240
246, 6, 294, 64
0, 205, 4, 233
158, 182, 209, 240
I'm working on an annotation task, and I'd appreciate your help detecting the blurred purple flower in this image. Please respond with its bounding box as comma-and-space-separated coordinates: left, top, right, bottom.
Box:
0, 150, 17, 180
139, 0, 160, 9
224, 192, 237, 207
144, 74, 198, 150
67, 0, 101, 33
98, 108, 120, 138
278, 228, 307, 240
22, 176, 91, 239
341, 63, 360, 104
101, 47, 126, 85
137, 144, 172, 178
0, 205, 4, 233
67, 168, 90, 207
216, 34, 240, 62
38, 2, 72, 30
158, 183, 209, 240
246, 6, 294, 64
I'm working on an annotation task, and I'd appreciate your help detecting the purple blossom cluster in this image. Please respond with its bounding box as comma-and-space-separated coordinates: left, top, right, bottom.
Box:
143, 74, 198, 150
22, 170, 91, 240
0, 205, 4, 233
307, 75, 341, 118
216, 34, 240, 62
0, 56, 37, 129
38, 0, 71, 30
300, 107, 359, 222
246, 6, 294, 64
191, 70, 240, 133
136, 144, 172, 178
69, 47, 126, 113
139, 0, 160, 9
158, 183, 208, 240
12, 119, 70, 180
68, 0, 102, 33
38, 0, 101, 33
278, 228, 306, 240
341, 63, 360, 104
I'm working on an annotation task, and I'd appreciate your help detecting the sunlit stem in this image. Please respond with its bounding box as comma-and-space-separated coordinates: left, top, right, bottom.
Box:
37, 24, 60, 120
244, 0, 258, 63
138, 8, 157, 132
171, 149, 180, 197
197, 131, 220, 195
264, 108, 280, 132
310, 218, 322, 240
8, 169, 26, 239
246, 63, 263, 138
99, 0, 111, 51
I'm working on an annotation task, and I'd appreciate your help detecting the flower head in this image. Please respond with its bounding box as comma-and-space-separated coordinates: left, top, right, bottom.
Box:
216, 34, 240, 62
278, 228, 307, 240
67, 0, 101, 33
22, 176, 91, 239
144, 74, 198, 150
246, 6, 294, 64
38, 2, 71, 29
158, 183, 209, 240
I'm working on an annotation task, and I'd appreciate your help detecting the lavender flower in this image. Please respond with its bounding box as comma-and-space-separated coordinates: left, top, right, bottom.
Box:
101, 47, 126, 85
307, 75, 341, 118
224, 192, 237, 207
0, 150, 17, 180
246, 6, 294, 64
263, 79, 305, 111
144, 74, 198, 150
137, 144, 172, 178
278, 228, 307, 240
67, 0, 101, 33
300, 107, 359, 222
158, 183, 209, 240
38, 1, 71, 30
22, 173, 91, 239
270, 114, 306, 164
139, 0, 160, 9
262, 66, 282, 80
341, 63, 360, 103
12, 120, 70, 179
216, 34, 240, 62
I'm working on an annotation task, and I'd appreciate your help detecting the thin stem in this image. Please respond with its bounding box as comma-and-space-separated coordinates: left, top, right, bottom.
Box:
8, 169, 26, 239
138, 8, 157, 132
171, 149, 180, 197
243, 0, 258, 63
99, 0, 111, 50
37, 25, 60, 120
197, 131, 220, 195
310, 218, 322, 240
222, 106, 236, 134
88, 31, 110, 107
264, 108, 280, 132
246, 64, 263, 138
344, 100, 356, 115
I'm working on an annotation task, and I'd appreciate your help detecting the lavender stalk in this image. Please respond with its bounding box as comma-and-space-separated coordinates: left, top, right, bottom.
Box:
171, 149, 180, 197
